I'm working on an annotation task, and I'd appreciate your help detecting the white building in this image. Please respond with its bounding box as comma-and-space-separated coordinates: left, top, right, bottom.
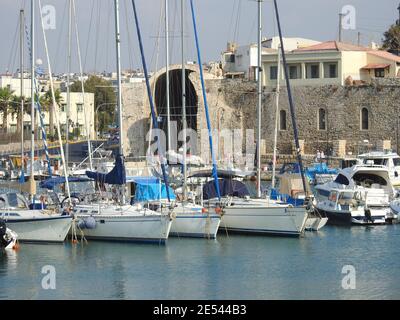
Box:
221, 37, 321, 79
0, 75, 95, 139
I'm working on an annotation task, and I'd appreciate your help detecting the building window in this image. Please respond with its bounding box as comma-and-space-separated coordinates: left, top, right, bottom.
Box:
318, 108, 326, 130
324, 62, 338, 78
279, 110, 287, 131
61, 104, 66, 112
361, 108, 369, 130
225, 54, 235, 63
289, 65, 299, 79
306, 64, 319, 79
77, 103, 83, 112
374, 68, 385, 78
270, 66, 278, 80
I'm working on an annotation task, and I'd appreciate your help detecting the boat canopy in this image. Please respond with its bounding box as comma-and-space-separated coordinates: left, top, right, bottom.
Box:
85, 154, 126, 185
203, 179, 250, 200
132, 179, 176, 202
39, 176, 93, 190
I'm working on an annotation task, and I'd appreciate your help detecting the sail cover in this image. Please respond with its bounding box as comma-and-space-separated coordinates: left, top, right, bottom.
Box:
86, 154, 126, 185
39, 176, 92, 190
203, 179, 250, 200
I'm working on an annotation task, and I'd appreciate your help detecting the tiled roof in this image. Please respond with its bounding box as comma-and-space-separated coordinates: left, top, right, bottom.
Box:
361, 63, 391, 69
294, 41, 368, 52
368, 50, 400, 63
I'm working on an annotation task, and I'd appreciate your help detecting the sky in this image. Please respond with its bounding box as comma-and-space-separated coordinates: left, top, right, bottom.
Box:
0, 0, 399, 74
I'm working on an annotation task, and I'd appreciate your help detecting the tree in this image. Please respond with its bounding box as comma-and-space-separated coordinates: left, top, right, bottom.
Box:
70, 75, 116, 133
0, 87, 15, 133
9, 95, 24, 134
382, 24, 400, 51
40, 89, 63, 140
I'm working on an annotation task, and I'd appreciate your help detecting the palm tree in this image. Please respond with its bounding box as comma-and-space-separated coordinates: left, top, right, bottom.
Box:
0, 87, 15, 134
9, 95, 24, 135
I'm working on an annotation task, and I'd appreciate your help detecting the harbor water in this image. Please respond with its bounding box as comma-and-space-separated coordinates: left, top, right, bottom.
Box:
1, 224, 399, 300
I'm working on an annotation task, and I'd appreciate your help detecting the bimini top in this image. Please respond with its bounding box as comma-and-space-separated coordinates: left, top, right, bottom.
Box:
203, 179, 250, 200
86, 154, 126, 185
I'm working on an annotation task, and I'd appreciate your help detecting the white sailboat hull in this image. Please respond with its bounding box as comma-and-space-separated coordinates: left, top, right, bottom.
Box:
170, 207, 221, 239
3, 215, 72, 243
72, 205, 173, 243
216, 199, 307, 236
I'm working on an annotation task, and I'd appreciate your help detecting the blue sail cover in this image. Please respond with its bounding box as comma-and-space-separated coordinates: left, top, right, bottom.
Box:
134, 181, 176, 202
203, 179, 250, 200
86, 154, 126, 185
40, 176, 92, 190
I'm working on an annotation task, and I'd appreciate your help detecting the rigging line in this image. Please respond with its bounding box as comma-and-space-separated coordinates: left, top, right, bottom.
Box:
233, 0, 242, 43
7, 15, 20, 73
94, 0, 102, 72
83, 0, 95, 71
273, 0, 307, 194
72, 0, 93, 170
54, 0, 68, 74
227, 0, 238, 42
123, 0, 134, 71
189, 0, 221, 201
131, 0, 172, 202
105, 0, 112, 72
169, 0, 177, 66
149, 0, 164, 72
38, 0, 71, 198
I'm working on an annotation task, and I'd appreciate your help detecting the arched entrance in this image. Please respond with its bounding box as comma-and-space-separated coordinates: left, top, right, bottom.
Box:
154, 68, 198, 150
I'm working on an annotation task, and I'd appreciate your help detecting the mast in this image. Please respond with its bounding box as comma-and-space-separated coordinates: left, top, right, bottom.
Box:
256, 0, 262, 198
20, 9, 25, 175
165, 0, 171, 152
66, 0, 72, 169
131, 0, 172, 202
113, 0, 125, 204
114, 0, 123, 156
273, 0, 308, 193
29, 0, 35, 196
189, 0, 221, 200
271, 46, 281, 189
181, 0, 187, 199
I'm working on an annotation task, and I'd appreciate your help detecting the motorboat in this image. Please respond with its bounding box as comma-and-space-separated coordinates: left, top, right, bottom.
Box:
0, 192, 72, 242
314, 164, 397, 225
357, 151, 400, 187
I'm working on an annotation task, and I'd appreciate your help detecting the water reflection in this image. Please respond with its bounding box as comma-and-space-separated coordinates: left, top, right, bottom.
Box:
0, 225, 399, 299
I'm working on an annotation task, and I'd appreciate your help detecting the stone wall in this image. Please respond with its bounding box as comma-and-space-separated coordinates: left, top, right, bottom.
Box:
122, 70, 400, 163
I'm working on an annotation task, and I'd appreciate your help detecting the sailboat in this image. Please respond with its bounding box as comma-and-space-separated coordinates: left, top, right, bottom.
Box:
69, 0, 173, 243
188, 0, 307, 236
1, 1, 72, 243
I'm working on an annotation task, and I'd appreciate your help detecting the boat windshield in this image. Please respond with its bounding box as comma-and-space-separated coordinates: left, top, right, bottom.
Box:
362, 158, 388, 166
353, 173, 387, 187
